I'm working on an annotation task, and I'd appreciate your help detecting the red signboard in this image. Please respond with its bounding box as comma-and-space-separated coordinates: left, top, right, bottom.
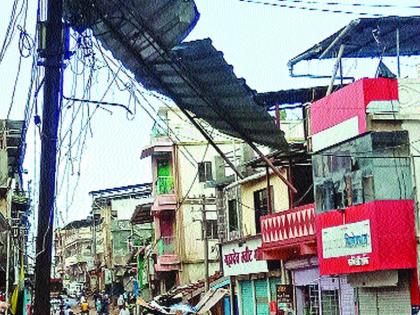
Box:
316, 200, 416, 275
310, 78, 398, 135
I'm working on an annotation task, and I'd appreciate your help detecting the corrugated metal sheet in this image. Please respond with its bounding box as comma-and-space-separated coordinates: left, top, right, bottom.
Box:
64, 2, 287, 149
289, 16, 420, 67
156, 39, 287, 149
64, 0, 200, 91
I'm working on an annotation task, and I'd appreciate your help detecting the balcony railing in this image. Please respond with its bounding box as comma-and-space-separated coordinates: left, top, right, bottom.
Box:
157, 236, 175, 255
261, 203, 315, 247
151, 121, 169, 138
156, 176, 174, 195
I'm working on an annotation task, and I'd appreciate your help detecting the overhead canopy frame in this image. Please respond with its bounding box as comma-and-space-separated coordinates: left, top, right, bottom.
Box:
288, 16, 420, 71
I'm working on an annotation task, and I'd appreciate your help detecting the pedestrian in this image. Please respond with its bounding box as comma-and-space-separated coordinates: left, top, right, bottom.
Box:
63, 305, 73, 315
101, 294, 109, 315
96, 296, 102, 313
119, 304, 130, 315
81, 300, 89, 314
117, 294, 124, 310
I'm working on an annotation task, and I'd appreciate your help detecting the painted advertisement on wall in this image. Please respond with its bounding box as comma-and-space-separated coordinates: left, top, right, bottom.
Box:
222, 237, 268, 276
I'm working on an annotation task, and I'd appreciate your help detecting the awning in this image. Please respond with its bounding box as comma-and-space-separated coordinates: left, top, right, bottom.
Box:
255, 85, 345, 109
140, 143, 173, 159
195, 288, 228, 314
131, 203, 153, 225
289, 16, 420, 68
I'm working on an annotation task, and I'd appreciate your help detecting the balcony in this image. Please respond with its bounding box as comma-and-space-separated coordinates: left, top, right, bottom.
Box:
155, 236, 180, 271
260, 204, 316, 260
156, 176, 174, 195
151, 178, 177, 214
157, 236, 175, 255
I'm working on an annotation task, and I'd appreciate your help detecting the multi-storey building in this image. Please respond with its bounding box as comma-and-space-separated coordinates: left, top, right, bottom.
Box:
0, 120, 31, 298
284, 16, 420, 315
215, 93, 326, 315
141, 106, 242, 295
55, 219, 94, 285
89, 183, 152, 293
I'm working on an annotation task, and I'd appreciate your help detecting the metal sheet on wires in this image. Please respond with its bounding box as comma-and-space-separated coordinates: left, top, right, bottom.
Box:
152, 39, 287, 149
63, 0, 200, 92
64, 1, 286, 149
288, 16, 420, 67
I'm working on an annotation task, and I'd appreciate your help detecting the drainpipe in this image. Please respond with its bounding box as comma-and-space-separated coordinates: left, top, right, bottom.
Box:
396, 27, 401, 78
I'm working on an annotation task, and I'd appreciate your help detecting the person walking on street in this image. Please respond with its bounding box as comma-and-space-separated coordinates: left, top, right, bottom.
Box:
101, 294, 109, 315
81, 300, 89, 314
119, 304, 130, 315
96, 296, 102, 313
117, 294, 124, 310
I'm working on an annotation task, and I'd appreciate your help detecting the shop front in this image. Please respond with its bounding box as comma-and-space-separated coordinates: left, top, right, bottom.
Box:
222, 236, 282, 315
316, 200, 419, 315
261, 203, 356, 315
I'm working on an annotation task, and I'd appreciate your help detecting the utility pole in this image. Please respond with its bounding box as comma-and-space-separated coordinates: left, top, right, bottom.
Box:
33, 0, 64, 313
92, 206, 98, 294
201, 195, 209, 292
5, 217, 11, 315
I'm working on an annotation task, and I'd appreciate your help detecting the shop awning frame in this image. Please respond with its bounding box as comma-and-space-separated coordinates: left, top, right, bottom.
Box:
288, 16, 420, 77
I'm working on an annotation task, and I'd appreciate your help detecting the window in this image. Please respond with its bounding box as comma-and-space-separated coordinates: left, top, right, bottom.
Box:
321, 290, 339, 315
254, 187, 274, 233
205, 220, 218, 239
198, 162, 213, 182
228, 199, 238, 233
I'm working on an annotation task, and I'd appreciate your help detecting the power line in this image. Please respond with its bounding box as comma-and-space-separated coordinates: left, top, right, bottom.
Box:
237, 0, 388, 17
273, 0, 420, 10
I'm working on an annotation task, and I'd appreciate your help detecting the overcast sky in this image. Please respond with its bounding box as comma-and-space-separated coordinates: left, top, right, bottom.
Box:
1, 0, 420, 230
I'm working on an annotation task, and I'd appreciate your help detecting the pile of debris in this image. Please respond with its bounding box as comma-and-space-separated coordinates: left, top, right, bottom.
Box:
137, 272, 228, 314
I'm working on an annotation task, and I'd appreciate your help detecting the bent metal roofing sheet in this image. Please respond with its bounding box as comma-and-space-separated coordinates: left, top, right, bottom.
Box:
64, 0, 200, 91
64, 1, 287, 150
156, 39, 287, 149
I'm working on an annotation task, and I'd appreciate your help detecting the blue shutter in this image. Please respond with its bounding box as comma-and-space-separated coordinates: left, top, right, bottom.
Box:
240, 281, 254, 315
255, 279, 269, 315
224, 296, 231, 315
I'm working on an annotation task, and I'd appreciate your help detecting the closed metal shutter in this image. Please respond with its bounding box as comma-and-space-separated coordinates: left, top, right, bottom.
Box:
224, 296, 231, 315
357, 278, 411, 315
240, 280, 255, 315
255, 279, 269, 315
269, 277, 282, 301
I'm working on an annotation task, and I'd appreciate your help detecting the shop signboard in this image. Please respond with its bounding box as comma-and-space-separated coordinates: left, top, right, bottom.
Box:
322, 220, 372, 259
316, 200, 417, 275
222, 237, 268, 276
276, 284, 294, 305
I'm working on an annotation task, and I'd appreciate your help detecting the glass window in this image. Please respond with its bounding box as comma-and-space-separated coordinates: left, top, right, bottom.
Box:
198, 162, 213, 182
228, 199, 238, 232
254, 187, 273, 233
205, 220, 218, 239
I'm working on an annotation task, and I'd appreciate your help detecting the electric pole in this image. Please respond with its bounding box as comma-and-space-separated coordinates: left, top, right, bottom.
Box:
201, 195, 209, 292
33, 0, 64, 313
